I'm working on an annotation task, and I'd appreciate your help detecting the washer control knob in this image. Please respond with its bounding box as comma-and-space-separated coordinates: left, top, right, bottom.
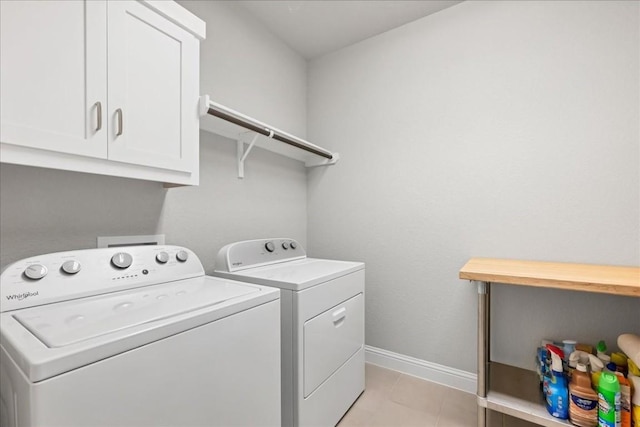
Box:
265, 241, 275, 253
61, 260, 81, 275
282, 242, 290, 250
176, 250, 189, 262
156, 251, 169, 264
290, 241, 297, 250
24, 264, 48, 280
111, 252, 133, 269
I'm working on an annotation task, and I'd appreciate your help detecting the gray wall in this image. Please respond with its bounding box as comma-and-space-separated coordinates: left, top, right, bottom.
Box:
178, 0, 308, 138
307, 0, 640, 372
0, 1, 308, 274
158, 131, 307, 274
1, 0, 638, 377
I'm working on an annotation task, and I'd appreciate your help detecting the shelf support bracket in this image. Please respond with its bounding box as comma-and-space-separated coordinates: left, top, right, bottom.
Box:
305, 152, 340, 168
237, 132, 261, 179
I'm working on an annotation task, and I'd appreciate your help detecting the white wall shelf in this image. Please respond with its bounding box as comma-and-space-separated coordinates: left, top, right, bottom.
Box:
199, 95, 339, 178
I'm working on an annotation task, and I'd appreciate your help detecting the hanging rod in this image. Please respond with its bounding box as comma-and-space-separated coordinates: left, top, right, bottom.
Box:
199, 95, 334, 160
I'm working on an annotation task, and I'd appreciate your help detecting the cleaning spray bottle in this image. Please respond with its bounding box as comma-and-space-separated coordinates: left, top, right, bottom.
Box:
570, 351, 605, 388
538, 345, 549, 386
544, 344, 569, 420
612, 372, 631, 427
569, 363, 598, 427
627, 358, 640, 427
628, 375, 639, 427
598, 371, 621, 427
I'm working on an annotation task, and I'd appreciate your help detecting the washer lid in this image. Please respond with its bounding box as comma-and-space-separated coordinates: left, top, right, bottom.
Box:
1, 276, 279, 383
13, 277, 260, 348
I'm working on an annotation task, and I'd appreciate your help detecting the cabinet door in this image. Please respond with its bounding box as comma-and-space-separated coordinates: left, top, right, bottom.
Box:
107, 1, 199, 173
0, 1, 107, 158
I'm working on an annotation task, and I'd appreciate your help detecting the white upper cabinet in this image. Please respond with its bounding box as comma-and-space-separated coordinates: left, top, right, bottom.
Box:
0, 0, 205, 186
0, 1, 107, 158
107, 1, 198, 173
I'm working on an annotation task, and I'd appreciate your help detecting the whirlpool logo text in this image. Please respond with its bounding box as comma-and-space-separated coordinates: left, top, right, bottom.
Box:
5, 291, 39, 301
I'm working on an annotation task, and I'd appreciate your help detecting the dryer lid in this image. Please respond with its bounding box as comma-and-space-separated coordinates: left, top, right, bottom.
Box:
216, 258, 364, 291
13, 277, 260, 348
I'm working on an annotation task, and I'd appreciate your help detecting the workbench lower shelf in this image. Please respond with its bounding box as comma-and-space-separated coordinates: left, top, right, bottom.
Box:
485, 363, 572, 427
460, 258, 639, 427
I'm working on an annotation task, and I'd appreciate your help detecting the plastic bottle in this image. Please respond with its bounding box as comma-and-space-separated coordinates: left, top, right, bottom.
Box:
571, 351, 589, 369
570, 351, 605, 372
564, 340, 578, 361
588, 354, 605, 372
598, 371, 621, 427
610, 353, 628, 377
597, 340, 612, 369
598, 341, 608, 356
613, 373, 631, 427
627, 361, 639, 427
590, 355, 605, 391
567, 350, 603, 390
600, 354, 613, 368
617, 334, 640, 369
538, 346, 549, 385
544, 344, 569, 420
569, 363, 598, 427
577, 343, 594, 354
628, 375, 639, 427
592, 371, 602, 391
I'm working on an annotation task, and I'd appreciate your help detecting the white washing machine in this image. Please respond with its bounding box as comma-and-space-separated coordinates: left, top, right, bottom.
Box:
214, 238, 365, 427
0, 245, 281, 427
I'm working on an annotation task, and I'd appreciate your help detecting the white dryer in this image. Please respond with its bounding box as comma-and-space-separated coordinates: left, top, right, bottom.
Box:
214, 238, 365, 427
0, 245, 281, 427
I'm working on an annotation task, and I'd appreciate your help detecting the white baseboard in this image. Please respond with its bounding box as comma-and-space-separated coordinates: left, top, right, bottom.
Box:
365, 345, 477, 394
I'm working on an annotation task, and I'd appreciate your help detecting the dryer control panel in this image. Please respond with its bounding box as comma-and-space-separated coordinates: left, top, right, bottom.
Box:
0, 246, 204, 312
215, 238, 306, 272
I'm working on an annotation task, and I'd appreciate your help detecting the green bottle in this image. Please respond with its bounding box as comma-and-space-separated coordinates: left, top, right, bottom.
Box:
598, 371, 620, 427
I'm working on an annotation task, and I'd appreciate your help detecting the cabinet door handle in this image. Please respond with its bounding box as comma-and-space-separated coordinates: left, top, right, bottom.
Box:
94, 102, 102, 132
115, 108, 123, 136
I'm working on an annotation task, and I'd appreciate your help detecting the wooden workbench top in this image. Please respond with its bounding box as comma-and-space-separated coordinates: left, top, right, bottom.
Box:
459, 258, 640, 297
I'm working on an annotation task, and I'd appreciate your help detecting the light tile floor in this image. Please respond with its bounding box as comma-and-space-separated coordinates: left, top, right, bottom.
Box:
337, 363, 538, 427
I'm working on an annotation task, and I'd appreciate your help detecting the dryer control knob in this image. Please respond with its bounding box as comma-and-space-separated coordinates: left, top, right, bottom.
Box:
24, 264, 48, 280
156, 252, 169, 264
111, 252, 133, 269
61, 260, 81, 275
290, 242, 297, 250
176, 250, 189, 262
282, 242, 290, 250
265, 241, 275, 253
